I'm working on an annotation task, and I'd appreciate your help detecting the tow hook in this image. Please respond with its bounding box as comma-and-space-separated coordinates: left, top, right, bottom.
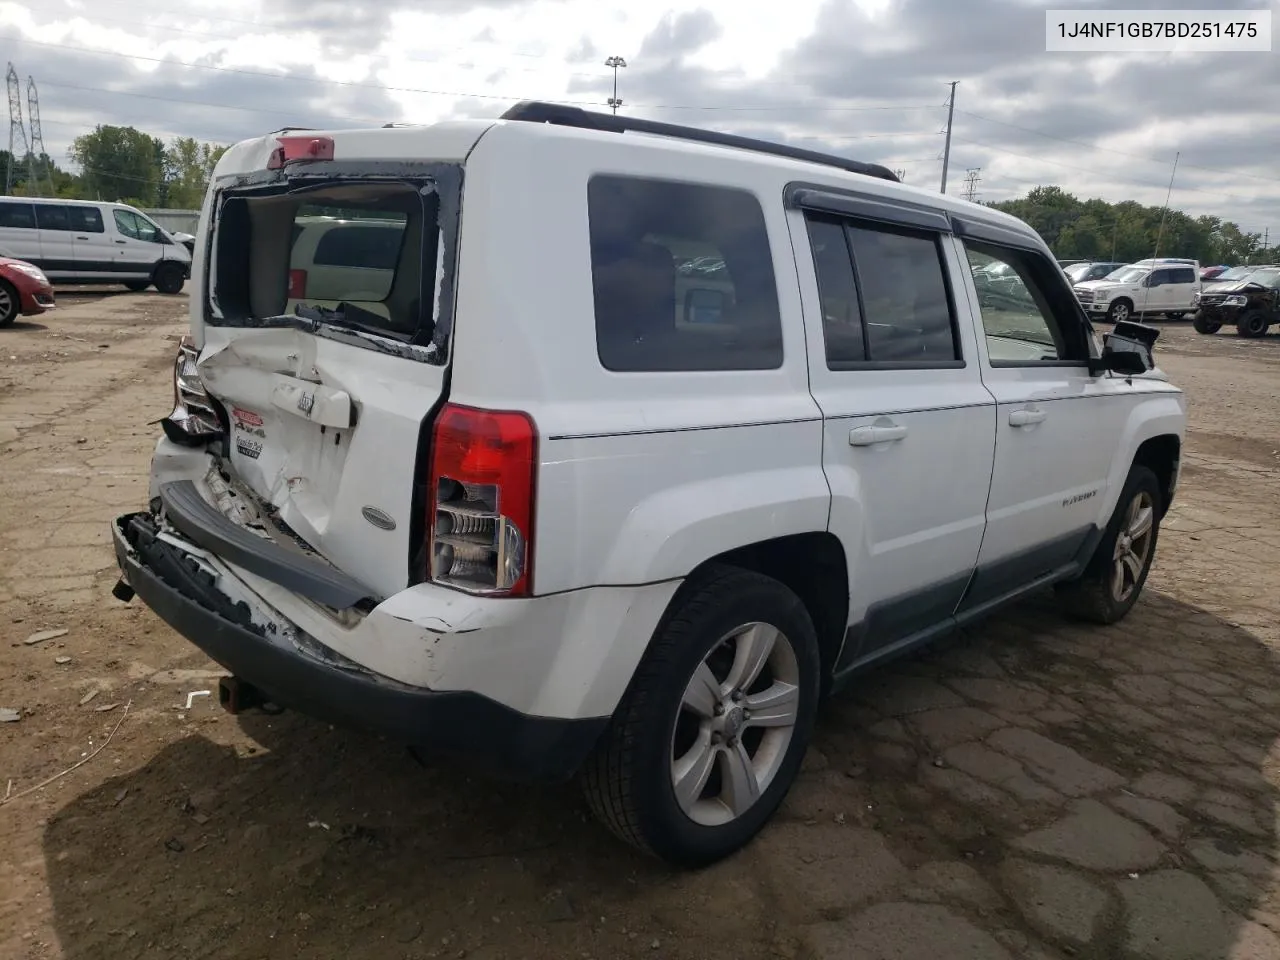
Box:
217, 676, 282, 715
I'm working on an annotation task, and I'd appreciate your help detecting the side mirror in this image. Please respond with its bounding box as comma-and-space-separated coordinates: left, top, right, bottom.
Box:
1091, 320, 1158, 376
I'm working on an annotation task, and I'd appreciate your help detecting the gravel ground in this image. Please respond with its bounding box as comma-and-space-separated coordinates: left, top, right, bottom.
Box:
2, 293, 1280, 960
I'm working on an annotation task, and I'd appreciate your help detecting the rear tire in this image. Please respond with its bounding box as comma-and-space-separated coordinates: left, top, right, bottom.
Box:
581, 566, 820, 867
0, 279, 17, 327
153, 262, 186, 295
1236, 310, 1268, 338
1056, 465, 1162, 625
1192, 313, 1221, 335
124, 280, 151, 292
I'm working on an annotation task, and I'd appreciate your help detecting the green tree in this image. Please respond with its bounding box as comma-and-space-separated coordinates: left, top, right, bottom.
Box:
163, 136, 228, 208
69, 125, 167, 205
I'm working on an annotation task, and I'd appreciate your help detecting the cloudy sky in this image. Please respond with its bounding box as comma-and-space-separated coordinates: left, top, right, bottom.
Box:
2, 0, 1277, 234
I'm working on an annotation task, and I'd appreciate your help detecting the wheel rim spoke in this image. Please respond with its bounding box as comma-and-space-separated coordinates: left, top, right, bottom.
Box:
719, 741, 761, 816
672, 734, 717, 813
1111, 559, 1127, 598
743, 681, 799, 728
681, 662, 722, 719
724, 623, 777, 693
1128, 504, 1153, 539
1123, 551, 1143, 582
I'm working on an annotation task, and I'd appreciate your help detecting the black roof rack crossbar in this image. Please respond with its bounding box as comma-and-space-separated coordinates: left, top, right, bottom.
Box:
499, 101, 901, 183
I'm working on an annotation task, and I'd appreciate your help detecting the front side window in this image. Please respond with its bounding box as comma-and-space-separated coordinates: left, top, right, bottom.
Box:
1110, 266, 1148, 284
964, 241, 1083, 365
587, 175, 783, 372
1169, 267, 1196, 284
1148, 268, 1175, 287
114, 210, 161, 243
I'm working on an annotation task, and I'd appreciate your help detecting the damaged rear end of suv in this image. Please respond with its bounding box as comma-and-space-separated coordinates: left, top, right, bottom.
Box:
111, 124, 601, 782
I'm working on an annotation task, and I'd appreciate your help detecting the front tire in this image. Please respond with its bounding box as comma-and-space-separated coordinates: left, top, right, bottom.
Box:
582, 566, 820, 867
0, 279, 17, 327
1236, 309, 1268, 338
1106, 299, 1133, 324
1193, 313, 1221, 334
1056, 465, 1162, 625
153, 262, 186, 295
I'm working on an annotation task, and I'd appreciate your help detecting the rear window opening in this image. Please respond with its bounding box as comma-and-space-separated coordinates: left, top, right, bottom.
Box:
210, 180, 443, 348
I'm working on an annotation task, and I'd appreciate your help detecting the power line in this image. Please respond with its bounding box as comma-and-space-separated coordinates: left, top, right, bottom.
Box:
2, 34, 938, 115
955, 108, 1280, 186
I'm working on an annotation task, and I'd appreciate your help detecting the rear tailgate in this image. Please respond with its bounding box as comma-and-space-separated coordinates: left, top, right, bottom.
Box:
187, 130, 475, 600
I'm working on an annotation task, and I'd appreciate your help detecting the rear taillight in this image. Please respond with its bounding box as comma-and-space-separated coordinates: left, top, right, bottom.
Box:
164, 336, 221, 442
427, 403, 537, 597
266, 135, 335, 170
288, 269, 307, 299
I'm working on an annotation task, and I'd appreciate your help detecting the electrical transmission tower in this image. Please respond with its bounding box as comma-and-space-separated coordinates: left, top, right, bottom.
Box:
5, 63, 33, 196
894, 168, 908, 183
961, 167, 982, 203
27, 76, 54, 197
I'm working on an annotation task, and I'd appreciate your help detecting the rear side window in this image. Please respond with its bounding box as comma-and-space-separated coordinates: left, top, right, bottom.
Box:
587, 175, 783, 372
311, 222, 405, 271
805, 213, 960, 367
34, 205, 71, 231
292, 212, 408, 302
69, 206, 105, 233
0, 201, 35, 229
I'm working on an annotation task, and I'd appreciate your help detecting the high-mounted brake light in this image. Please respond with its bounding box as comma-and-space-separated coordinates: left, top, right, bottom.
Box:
288, 269, 308, 299
427, 404, 538, 597
266, 135, 335, 170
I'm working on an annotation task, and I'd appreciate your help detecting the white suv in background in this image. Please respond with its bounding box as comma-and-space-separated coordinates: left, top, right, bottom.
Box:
112, 104, 1186, 866
0, 197, 192, 293
1074, 258, 1201, 323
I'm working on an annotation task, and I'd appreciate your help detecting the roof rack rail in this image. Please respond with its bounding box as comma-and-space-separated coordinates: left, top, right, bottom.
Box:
499, 101, 901, 183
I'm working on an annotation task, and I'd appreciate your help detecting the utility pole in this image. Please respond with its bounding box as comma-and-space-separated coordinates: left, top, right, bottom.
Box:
939, 80, 958, 194
961, 167, 981, 203
1152, 151, 1180, 261
605, 56, 627, 114
5, 63, 31, 196
1262, 227, 1269, 262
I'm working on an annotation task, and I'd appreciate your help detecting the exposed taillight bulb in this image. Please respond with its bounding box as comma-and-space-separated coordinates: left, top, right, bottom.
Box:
288, 269, 307, 299
427, 404, 537, 597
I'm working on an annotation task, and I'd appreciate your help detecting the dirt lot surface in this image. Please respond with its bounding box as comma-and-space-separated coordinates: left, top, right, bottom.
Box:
3, 293, 1280, 960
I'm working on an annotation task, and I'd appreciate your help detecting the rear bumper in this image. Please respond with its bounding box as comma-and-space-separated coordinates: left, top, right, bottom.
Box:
112, 514, 606, 782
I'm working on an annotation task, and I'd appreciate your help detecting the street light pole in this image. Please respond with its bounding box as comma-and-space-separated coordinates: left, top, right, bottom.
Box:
605, 55, 627, 114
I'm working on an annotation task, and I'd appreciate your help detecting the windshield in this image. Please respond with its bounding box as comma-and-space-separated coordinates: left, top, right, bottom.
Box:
209, 179, 446, 351
1107, 266, 1148, 283
1246, 268, 1280, 288
1063, 263, 1092, 282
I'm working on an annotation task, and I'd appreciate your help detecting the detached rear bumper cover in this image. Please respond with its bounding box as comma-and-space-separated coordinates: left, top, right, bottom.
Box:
112, 513, 606, 782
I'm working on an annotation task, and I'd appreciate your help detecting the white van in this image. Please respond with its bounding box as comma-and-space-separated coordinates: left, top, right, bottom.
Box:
112, 104, 1185, 866
1074, 258, 1201, 323
0, 197, 192, 293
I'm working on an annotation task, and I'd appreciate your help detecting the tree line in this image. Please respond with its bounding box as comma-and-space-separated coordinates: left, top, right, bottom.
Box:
2, 124, 227, 210
988, 185, 1267, 266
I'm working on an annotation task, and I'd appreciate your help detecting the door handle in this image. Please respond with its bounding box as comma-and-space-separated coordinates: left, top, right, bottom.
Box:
114, 239, 128, 245
849, 424, 908, 446
75, 235, 89, 240
1009, 408, 1047, 427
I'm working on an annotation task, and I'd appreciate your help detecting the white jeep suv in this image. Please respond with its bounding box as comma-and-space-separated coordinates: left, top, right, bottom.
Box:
112, 103, 1186, 867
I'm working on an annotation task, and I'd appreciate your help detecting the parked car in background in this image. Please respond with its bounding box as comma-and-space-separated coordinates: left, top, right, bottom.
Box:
1193, 265, 1280, 338
0, 255, 54, 327
1063, 261, 1127, 286
113, 103, 1186, 866
1074, 258, 1201, 323
0, 197, 192, 294
1200, 264, 1230, 280
1200, 265, 1259, 290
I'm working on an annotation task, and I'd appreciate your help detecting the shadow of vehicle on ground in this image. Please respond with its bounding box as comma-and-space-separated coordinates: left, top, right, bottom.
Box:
43, 590, 1280, 960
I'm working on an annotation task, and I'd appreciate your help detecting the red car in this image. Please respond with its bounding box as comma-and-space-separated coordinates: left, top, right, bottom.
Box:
0, 256, 55, 327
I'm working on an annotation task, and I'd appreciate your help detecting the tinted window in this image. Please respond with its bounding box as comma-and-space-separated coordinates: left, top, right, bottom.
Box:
0, 201, 36, 229
1149, 268, 1174, 286
312, 224, 404, 270
1170, 267, 1196, 284
69, 206, 105, 233
34, 204, 71, 231
587, 175, 783, 372
806, 217, 864, 364
845, 223, 959, 363
965, 241, 1082, 364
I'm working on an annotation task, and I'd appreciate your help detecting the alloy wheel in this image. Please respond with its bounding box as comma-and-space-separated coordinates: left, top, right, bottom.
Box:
1111, 490, 1155, 603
